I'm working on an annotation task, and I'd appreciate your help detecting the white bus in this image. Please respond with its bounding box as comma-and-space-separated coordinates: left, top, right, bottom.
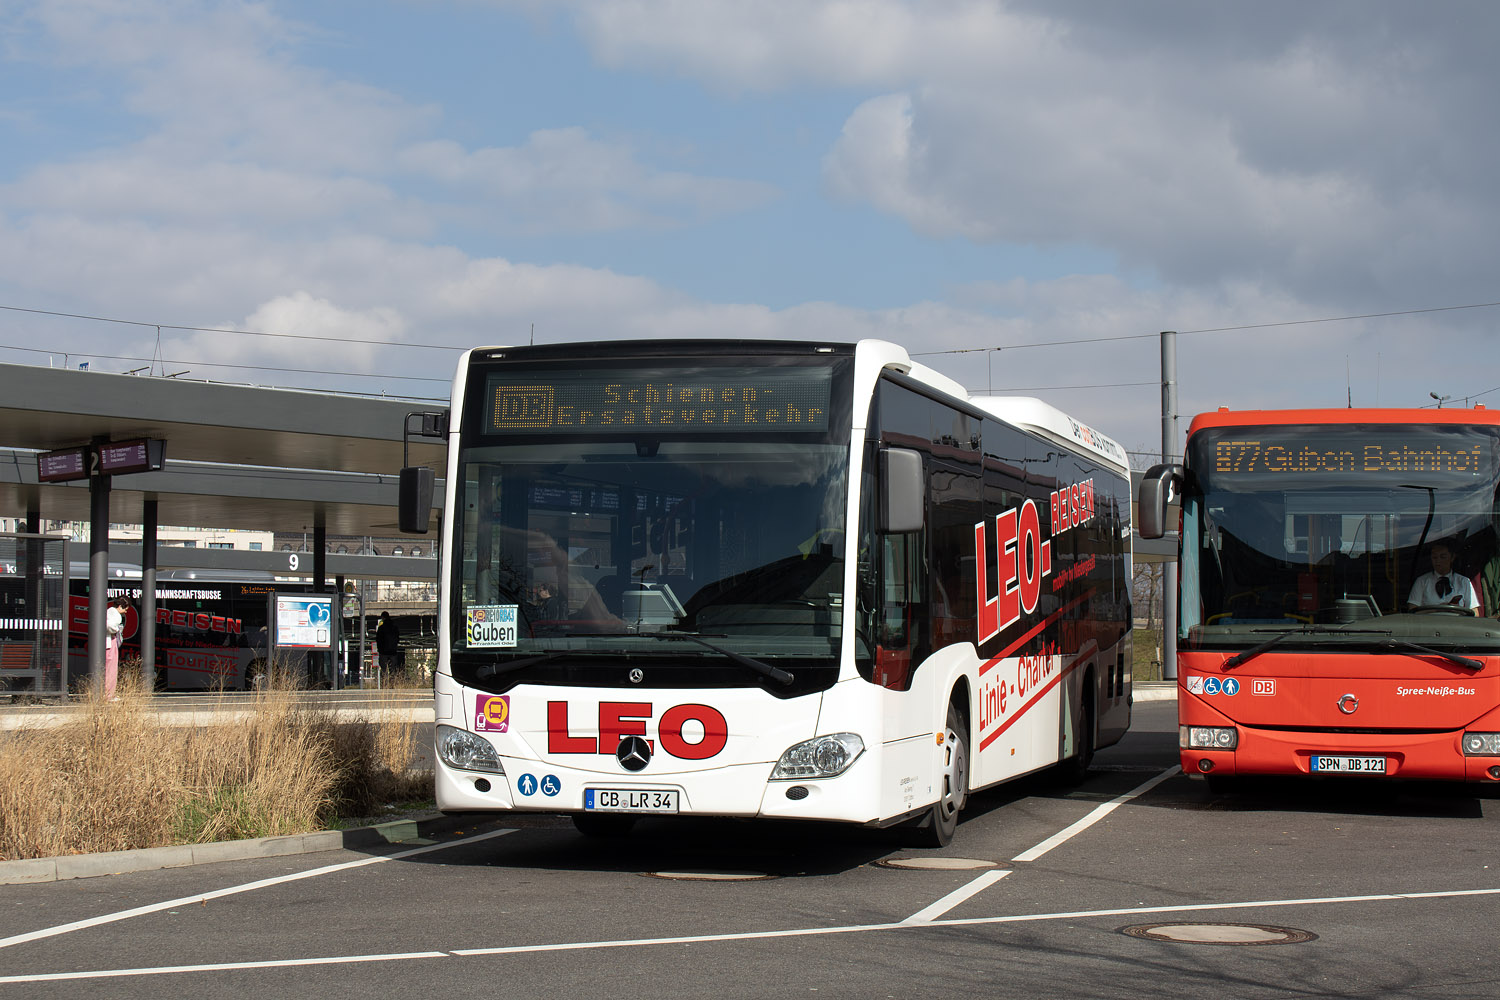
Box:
404, 339, 1133, 844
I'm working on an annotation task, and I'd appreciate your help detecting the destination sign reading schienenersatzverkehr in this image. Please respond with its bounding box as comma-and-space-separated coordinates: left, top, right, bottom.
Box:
484, 368, 833, 434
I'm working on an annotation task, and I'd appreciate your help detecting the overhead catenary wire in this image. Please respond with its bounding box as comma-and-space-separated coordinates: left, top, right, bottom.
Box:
0, 303, 472, 351
0, 344, 450, 383
910, 299, 1500, 356
3, 295, 1499, 399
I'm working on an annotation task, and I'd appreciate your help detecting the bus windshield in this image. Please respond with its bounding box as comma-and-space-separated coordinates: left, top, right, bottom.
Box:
1180, 423, 1500, 652
452, 360, 852, 692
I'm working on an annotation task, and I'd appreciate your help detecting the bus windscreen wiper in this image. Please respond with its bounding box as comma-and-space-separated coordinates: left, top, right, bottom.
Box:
1369, 638, 1483, 672
475, 650, 570, 679
1222, 626, 1390, 671
587, 631, 795, 686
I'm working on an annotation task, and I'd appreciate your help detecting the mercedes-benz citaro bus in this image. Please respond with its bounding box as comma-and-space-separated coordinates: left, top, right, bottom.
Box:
402, 339, 1133, 844
1139, 407, 1500, 788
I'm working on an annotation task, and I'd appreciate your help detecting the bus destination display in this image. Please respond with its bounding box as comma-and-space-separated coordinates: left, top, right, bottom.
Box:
485, 368, 832, 435
1208, 434, 1490, 476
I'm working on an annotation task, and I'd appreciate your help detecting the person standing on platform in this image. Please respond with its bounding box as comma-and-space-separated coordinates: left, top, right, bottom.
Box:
104, 595, 129, 700
376, 611, 402, 679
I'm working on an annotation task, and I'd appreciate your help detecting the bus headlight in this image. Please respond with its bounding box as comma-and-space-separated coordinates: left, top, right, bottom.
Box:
1180, 725, 1238, 750
1462, 732, 1500, 755
771, 733, 865, 779
437, 724, 505, 773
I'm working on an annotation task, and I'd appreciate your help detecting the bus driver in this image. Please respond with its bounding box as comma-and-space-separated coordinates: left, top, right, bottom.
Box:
1406, 539, 1478, 614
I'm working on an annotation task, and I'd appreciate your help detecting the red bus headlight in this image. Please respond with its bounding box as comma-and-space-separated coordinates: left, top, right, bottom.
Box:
1180, 725, 1238, 750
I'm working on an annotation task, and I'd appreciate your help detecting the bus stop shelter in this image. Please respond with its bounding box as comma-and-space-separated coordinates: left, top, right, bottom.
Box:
0, 361, 448, 693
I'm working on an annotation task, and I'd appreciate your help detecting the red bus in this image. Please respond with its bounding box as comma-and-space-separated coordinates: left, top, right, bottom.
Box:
1139, 407, 1500, 787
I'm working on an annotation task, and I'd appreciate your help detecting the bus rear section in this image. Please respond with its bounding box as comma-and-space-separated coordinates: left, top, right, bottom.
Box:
419, 339, 1133, 841
1140, 407, 1500, 784
68, 575, 310, 691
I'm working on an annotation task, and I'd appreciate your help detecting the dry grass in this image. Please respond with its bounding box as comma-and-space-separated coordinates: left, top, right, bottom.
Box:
0, 668, 433, 861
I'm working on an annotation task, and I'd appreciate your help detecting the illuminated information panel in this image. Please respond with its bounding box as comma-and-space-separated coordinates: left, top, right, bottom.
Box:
485, 367, 833, 435
273, 593, 334, 650
1199, 428, 1495, 478
98, 438, 165, 475
37, 447, 89, 483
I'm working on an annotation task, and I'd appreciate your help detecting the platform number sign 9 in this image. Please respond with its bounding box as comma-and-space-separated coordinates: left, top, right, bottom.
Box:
467, 605, 518, 647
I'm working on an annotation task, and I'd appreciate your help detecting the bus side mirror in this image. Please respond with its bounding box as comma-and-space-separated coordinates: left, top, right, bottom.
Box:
880, 448, 924, 533
399, 467, 435, 534
1137, 463, 1185, 539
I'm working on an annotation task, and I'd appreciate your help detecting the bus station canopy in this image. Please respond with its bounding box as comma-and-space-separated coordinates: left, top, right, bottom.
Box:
0, 362, 447, 567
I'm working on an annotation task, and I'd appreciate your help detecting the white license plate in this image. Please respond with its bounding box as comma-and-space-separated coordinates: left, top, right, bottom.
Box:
1310, 755, 1387, 774
584, 788, 679, 814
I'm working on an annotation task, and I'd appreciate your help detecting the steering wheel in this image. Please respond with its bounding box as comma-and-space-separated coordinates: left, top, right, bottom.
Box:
1410, 604, 1474, 616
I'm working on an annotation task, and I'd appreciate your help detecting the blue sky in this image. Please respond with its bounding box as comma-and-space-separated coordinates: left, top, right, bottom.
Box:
2, 1, 1499, 460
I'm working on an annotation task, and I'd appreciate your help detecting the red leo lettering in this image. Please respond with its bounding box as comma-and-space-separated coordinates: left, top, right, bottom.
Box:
975, 521, 999, 643
546, 701, 596, 753
598, 702, 653, 755
998, 508, 1020, 628
659, 704, 729, 760
1018, 500, 1043, 615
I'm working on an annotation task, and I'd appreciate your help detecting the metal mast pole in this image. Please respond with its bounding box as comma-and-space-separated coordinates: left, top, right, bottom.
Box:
1160, 331, 1179, 682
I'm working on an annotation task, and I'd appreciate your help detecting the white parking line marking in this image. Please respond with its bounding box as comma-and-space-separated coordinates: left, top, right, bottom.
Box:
1012, 766, 1179, 862
5, 885, 1497, 983
0, 952, 450, 983
902, 869, 1011, 923
0, 828, 516, 951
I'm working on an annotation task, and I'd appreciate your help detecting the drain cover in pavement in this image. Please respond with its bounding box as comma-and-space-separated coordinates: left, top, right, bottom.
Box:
874, 857, 998, 871
1120, 922, 1318, 946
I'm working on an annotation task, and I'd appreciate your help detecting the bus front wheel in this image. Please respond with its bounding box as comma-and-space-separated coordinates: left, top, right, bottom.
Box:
911, 703, 968, 848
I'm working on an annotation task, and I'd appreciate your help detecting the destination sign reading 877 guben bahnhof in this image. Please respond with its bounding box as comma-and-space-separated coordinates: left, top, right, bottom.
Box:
485, 368, 832, 434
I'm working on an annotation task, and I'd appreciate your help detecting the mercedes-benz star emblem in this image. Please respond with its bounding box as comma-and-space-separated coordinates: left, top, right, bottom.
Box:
1338, 693, 1359, 715
629, 668, 645, 684
616, 736, 652, 772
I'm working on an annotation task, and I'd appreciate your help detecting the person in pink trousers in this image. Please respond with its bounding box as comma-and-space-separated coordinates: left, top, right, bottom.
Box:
104, 595, 129, 699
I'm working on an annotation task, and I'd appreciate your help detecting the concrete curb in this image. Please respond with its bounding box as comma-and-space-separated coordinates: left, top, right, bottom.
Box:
0, 814, 466, 886
1134, 685, 1176, 703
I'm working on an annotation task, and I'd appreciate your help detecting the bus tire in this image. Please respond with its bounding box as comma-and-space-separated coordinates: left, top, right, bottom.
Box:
572, 813, 638, 838
1057, 688, 1095, 786
911, 702, 968, 848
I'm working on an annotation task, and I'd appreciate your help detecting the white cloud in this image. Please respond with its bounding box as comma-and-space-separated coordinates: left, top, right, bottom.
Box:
398, 130, 778, 232
2, 0, 773, 240
519, 0, 1500, 307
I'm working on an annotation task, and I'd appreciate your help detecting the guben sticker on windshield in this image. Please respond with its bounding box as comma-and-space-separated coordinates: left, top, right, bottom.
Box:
468, 605, 518, 648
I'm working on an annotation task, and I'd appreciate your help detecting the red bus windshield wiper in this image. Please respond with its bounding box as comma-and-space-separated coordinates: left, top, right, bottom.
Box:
1369, 638, 1483, 672
1222, 626, 1389, 671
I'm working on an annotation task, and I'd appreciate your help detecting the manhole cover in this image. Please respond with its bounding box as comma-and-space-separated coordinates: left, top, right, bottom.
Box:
874, 857, 998, 871
641, 871, 776, 881
1120, 922, 1318, 946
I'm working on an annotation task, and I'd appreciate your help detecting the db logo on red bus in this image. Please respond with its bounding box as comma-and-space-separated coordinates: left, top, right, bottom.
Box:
1252, 678, 1276, 696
